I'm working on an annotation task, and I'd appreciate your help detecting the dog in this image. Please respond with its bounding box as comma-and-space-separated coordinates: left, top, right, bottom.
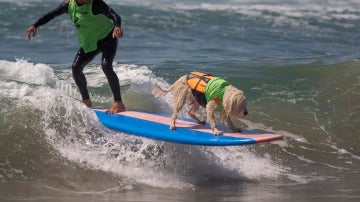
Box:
152, 71, 248, 135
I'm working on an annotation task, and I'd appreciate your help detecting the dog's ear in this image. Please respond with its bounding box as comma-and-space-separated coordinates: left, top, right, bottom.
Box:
232, 94, 246, 113
223, 86, 246, 116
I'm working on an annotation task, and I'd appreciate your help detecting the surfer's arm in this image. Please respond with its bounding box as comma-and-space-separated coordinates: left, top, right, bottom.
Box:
93, 0, 121, 27
93, 0, 123, 38
32, 1, 69, 28
26, 1, 68, 40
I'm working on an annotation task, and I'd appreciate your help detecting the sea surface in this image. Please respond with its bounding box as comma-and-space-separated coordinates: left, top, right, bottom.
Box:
1, 0, 360, 201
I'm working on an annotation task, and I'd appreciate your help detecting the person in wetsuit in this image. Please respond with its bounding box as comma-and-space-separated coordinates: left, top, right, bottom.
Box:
26, 0, 125, 113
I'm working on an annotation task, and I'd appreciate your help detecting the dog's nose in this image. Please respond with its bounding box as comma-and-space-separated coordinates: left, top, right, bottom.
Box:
244, 111, 248, 116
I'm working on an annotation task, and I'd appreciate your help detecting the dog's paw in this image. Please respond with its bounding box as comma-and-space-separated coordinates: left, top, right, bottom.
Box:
232, 127, 243, 133
170, 125, 176, 130
213, 128, 223, 136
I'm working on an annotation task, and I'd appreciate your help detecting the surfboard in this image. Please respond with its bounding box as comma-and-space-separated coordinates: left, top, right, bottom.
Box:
93, 109, 283, 146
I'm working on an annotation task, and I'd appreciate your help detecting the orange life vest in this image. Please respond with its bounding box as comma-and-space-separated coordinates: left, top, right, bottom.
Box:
187, 72, 214, 93
186, 72, 214, 107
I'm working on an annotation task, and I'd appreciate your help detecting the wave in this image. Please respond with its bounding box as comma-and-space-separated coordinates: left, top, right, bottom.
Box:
0, 59, 295, 190
1, 58, 359, 195
7, 0, 360, 27
107, 0, 360, 33
4, 0, 359, 68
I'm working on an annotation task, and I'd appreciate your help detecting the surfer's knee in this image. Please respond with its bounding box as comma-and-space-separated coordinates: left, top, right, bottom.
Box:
71, 62, 83, 77
101, 57, 113, 71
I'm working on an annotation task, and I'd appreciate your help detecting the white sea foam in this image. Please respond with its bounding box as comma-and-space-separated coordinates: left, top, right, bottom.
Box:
6, 0, 360, 23
108, 0, 360, 21
0, 59, 319, 188
0, 59, 56, 86
8, 0, 360, 42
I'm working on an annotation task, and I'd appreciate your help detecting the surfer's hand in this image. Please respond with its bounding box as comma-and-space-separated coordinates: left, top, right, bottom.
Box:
26, 25, 36, 40
112, 26, 123, 39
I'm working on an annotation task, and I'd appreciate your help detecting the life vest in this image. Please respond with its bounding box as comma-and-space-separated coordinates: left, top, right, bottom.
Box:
205, 77, 229, 108
186, 72, 214, 107
186, 72, 228, 108
68, 0, 114, 53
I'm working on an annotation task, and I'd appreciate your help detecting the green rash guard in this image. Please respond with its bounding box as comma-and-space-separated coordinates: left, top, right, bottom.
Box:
205, 77, 229, 109
68, 0, 114, 53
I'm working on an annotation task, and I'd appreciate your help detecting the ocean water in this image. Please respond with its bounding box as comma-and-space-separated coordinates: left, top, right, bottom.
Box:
0, 0, 359, 201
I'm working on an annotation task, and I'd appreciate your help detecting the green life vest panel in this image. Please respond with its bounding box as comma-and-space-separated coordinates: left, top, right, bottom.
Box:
205, 77, 229, 109
186, 72, 228, 109
68, 0, 114, 53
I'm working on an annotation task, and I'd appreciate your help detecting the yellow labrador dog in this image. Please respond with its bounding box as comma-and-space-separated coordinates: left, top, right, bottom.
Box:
152, 71, 248, 135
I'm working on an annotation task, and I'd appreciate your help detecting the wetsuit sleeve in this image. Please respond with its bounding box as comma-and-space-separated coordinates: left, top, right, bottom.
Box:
93, 0, 121, 27
32, 1, 69, 28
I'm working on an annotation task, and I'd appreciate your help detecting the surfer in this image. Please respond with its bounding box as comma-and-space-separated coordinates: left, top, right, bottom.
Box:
25, 0, 126, 113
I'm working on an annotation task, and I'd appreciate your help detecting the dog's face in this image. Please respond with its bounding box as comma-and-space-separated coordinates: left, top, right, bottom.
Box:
223, 86, 248, 119
232, 98, 248, 119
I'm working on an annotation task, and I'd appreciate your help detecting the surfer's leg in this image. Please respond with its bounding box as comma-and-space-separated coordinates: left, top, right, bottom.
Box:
99, 34, 125, 113
72, 48, 97, 107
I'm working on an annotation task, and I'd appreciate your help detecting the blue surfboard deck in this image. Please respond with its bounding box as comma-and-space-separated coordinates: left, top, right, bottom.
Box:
93, 110, 283, 146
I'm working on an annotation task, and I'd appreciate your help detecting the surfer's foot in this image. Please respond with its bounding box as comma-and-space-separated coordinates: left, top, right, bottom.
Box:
106, 101, 126, 114
82, 99, 92, 108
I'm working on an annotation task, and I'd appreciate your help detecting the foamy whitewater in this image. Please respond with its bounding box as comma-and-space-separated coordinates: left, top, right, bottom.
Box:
0, 0, 359, 201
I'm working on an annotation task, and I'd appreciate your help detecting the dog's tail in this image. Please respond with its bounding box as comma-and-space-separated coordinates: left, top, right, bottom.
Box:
152, 84, 173, 98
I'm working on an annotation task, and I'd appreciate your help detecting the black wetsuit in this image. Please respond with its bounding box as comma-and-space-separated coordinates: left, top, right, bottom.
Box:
32, 0, 122, 101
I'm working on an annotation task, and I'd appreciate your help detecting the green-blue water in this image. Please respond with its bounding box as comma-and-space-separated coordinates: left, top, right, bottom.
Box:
0, 0, 359, 201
